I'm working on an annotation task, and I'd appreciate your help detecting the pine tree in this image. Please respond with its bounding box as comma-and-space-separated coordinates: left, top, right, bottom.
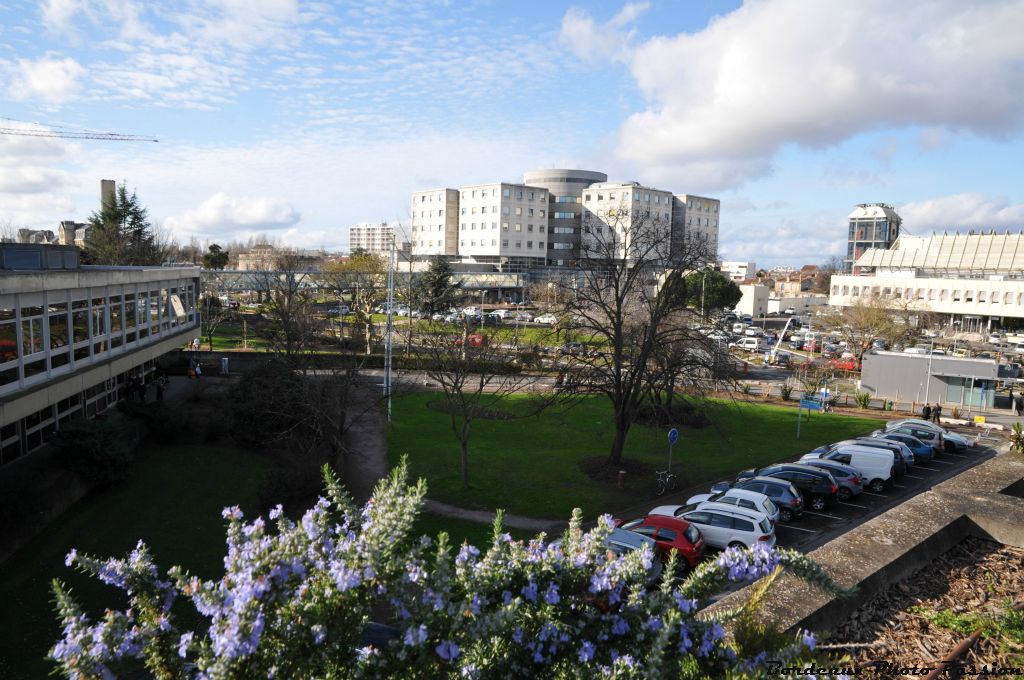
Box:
84, 182, 163, 265
413, 256, 462, 314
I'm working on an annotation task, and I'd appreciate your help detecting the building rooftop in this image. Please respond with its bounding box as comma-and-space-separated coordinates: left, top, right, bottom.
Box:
854, 231, 1024, 274
849, 203, 900, 220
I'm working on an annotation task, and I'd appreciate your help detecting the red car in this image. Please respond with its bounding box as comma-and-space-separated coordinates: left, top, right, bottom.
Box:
615, 515, 706, 571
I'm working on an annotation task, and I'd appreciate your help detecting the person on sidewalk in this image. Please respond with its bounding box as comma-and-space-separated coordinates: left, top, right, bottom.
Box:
922, 404, 932, 421
1016, 395, 1023, 417
933, 403, 942, 423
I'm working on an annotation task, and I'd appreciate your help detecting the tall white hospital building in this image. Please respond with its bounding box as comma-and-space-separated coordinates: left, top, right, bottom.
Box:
408, 168, 719, 271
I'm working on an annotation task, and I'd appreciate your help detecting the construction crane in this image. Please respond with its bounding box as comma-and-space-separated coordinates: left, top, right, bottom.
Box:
0, 116, 157, 142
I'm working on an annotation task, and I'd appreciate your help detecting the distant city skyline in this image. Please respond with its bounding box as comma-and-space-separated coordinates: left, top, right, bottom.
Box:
2, 0, 1024, 267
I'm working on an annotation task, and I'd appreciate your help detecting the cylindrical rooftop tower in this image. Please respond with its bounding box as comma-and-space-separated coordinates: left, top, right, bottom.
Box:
522, 169, 607, 267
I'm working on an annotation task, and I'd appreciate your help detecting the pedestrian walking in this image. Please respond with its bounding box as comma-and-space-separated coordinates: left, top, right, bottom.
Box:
933, 403, 942, 423
922, 404, 932, 421
155, 375, 166, 402
194, 362, 202, 379
1015, 395, 1023, 417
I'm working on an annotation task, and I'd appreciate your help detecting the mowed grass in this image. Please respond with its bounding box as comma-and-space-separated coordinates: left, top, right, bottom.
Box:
388, 393, 884, 520
0, 445, 267, 679
412, 513, 534, 549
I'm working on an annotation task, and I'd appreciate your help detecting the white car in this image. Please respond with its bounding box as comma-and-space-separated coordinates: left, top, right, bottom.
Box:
462, 306, 480, 316
783, 307, 796, 315
658, 488, 780, 525
489, 309, 511, 319
513, 311, 535, 322
534, 314, 558, 325
671, 503, 776, 550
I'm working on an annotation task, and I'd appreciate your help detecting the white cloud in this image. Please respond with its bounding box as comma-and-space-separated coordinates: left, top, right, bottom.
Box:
6, 56, 85, 103
565, 0, 1024, 191
164, 193, 301, 236
560, 2, 649, 62
899, 193, 1024, 232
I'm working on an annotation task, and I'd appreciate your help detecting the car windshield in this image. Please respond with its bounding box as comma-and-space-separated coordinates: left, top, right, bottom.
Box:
620, 519, 643, 530
763, 498, 777, 514
758, 518, 772, 534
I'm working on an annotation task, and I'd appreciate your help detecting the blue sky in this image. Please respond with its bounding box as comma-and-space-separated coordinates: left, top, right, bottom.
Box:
2, 0, 1024, 267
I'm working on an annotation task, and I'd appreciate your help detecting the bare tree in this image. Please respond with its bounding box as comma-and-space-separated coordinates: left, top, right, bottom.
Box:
811, 255, 844, 294
819, 295, 918, 363
259, 252, 322, 357
327, 252, 388, 355
552, 203, 714, 465
200, 295, 232, 350
416, 323, 552, 489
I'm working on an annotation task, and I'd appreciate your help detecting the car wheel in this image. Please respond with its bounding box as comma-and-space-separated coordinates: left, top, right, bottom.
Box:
869, 478, 886, 494
779, 507, 793, 523
727, 541, 746, 550
837, 487, 852, 502
810, 496, 827, 511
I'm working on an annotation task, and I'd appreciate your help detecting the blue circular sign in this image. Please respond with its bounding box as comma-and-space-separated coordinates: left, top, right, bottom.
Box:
668, 428, 679, 444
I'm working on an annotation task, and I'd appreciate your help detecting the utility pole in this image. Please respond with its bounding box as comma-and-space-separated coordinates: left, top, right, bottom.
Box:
923, 337, 934, 406
384, 236, 396, 423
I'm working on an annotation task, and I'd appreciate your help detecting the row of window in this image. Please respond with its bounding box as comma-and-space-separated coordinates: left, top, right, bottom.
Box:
585, 191, 666, 204
0, 361, 157, 467
415, 209, 445, 218
835, 284, 1024, 306
459, 223, 545, 233
461, 206, 547, 218
0, 281, 197, 394
460, 240, 546, 250
461, 188, 547, 201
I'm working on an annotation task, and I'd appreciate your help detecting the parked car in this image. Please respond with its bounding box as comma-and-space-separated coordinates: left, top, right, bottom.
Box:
852, 437, 913, 472
735, 464, 839, 511
674, 504, 776, 550
733, 337, 766, 352
886, 418, 970, 451
802, 445, 894, 493
798, 459, 864, 501
827, 357, 860, 371
878, 432, 934, 462
876, 425, 943, 455
534, 313, 558, 325
788, 337, 805, 350
560, 342, 587, 356
871, 339, 887, 350
327, 306, 350, 316
744, 327, 765, 337
549, 528, 664, 587
461, 306, 480, 316
676, 488, 780, 525
513, 311, 535, 322
783, 307, 796, 315
453, 333, 488, 348
489, 309, 511, 319
710, 477, 804, 522
431, 312, 446, 321
616, 515, 706, 571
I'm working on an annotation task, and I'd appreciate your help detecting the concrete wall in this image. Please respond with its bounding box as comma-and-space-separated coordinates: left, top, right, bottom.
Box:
736, 284, 769, 317
860, 350, 997, 406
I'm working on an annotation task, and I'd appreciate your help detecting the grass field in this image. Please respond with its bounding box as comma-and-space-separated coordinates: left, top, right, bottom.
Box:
0, 444, 268, 679
412, 512, 534, 549
388, 393, 885, 521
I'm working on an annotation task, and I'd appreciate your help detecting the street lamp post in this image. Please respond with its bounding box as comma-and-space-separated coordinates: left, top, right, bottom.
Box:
479, 289, 485, 332
700, 270, 708, 319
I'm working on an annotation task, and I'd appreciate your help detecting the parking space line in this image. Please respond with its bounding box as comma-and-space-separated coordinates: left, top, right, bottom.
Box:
944, 452, 968, 458
915, 466, 941, 472
777, 524, 819, 533
803, 510, 842, 519
862, 492, 888, 498
838, 501, 869, 509
902, 474, 927, 480
928, 460, 955, 466
892, 483, 908, 488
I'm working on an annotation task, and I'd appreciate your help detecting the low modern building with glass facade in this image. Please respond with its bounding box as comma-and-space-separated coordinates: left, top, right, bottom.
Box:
860, 350, 996, 408
0, 244, 200, 467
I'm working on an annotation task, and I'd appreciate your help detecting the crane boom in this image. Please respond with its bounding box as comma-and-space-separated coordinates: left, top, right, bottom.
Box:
0, 127, 158, 142
0, 117, 157, 142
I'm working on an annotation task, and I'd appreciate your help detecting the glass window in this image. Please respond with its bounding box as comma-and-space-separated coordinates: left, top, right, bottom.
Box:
708, 513, 732, 528
656, 528, 677, 542
734, 519, 754, 532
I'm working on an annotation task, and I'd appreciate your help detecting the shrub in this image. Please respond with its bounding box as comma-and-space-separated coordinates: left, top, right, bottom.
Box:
854, 392, 872, 409
739, 382, 753, 395
779, 384, 793, 401
1010, 423, 1024, 455
51, 414, 142, 486
949, 406, 962, 420
51, 462, 854, 679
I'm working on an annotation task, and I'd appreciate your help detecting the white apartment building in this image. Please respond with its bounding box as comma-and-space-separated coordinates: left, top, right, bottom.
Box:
672, 194, 720, 261
348, 222, 409, 257
720, 261, 757, 282
580, 182, 673, 261
410, 188, 459, 257
457, 182, 549, 270
736, 284, 770, 318
830, 232, 1024, 333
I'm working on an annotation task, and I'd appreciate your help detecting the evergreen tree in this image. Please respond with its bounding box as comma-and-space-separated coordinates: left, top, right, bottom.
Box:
413, 256, 462, 314
201, 243, 230, 269
84, 182, 162, 265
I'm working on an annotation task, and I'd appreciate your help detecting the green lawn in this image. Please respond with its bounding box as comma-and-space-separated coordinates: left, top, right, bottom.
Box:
0, 444, 268, 679
412, 512, 534, 549
206, 321, 271, 351
388, 393, 885, 521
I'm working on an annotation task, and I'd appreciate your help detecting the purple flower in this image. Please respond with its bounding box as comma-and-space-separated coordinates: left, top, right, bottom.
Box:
502, 590, 513, 605
521, 580, 538, 602
221, 506, 242, 520
611, 616, 629, 636
543, 583, 560, 605
178, 632, 193, 658
435, 640, 460, 661
578, 640, 596, 662
801, 628, 816, 650
269, 504, 283, 520
404, 624, 428, 646
311, 625, 327, 645
714, 543, 781, 581
64, 549, 77, 567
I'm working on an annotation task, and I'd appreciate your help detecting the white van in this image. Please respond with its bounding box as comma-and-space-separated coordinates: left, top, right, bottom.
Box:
824, 445, 894, 493
732, 322, 748, 334
744, 327, 765, 337
736, 337, 766, 352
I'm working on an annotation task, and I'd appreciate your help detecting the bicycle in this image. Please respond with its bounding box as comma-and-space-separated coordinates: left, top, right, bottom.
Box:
655, 469, 677, 495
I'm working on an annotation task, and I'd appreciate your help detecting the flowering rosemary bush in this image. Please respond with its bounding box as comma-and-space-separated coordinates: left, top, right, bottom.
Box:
51, 460, 852, 679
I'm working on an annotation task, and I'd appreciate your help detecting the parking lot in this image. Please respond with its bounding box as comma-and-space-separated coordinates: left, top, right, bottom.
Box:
771, 428, 997, 552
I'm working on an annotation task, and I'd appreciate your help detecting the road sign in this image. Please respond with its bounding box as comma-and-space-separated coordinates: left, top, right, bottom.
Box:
668, 428, 679, 444
800, 398, 821, 411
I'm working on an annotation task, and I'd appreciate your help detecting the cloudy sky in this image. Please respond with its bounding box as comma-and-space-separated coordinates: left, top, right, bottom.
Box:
2, 0, 1023, 266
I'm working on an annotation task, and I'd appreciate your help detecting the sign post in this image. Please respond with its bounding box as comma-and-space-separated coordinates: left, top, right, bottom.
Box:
667, 428, 679, 471
797, 404, 802, 439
